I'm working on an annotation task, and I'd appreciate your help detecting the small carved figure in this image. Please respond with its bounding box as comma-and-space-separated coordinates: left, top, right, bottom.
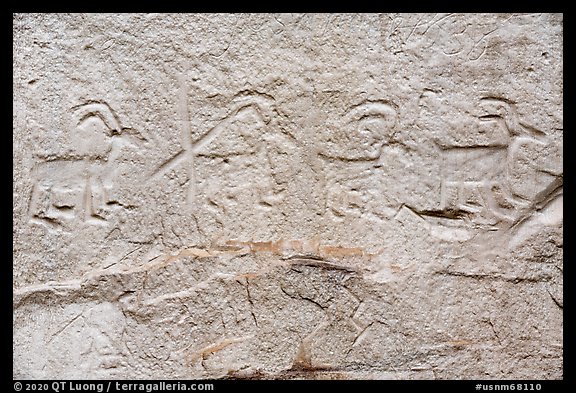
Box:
439, 97, 558, 224
29, 102, 142, 228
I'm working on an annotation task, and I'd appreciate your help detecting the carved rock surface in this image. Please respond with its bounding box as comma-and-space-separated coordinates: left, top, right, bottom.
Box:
13, 13, 563, 379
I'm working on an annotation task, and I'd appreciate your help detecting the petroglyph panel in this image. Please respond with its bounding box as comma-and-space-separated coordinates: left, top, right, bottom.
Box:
14, 13, 562, 379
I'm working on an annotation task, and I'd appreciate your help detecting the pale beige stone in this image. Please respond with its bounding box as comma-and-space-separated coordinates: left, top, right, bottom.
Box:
13, 13, 562, 379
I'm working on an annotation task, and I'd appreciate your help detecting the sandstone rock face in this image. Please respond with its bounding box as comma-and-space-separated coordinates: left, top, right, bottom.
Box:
13, 13, 563, 379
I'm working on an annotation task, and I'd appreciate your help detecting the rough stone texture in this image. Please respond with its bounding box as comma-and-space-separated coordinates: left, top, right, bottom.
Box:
13, 13, 563, 379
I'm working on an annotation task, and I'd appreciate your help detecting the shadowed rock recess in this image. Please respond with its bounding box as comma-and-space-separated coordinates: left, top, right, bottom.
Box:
13, 13, 562, 379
